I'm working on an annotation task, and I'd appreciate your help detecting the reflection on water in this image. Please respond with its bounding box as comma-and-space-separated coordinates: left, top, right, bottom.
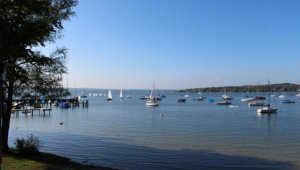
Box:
9, 91, 300, 169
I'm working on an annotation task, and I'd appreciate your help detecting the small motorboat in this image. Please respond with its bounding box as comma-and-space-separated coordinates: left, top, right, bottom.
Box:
241, 97, 254, 102
177, 99, 186, 103
279, 95, 286, 99
222, 95, 233, 100
248, 102, 265, 107
217, 100, 232, 105
280, 99, 295, 103
58, 102, 70, 108
255, 96, 266, 100
206, 98, 214, 102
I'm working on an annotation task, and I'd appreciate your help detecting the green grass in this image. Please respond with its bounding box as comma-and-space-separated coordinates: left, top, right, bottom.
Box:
2, 149, 113, 170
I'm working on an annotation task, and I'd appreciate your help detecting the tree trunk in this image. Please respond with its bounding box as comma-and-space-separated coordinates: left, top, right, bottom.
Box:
1, 81, 13, 152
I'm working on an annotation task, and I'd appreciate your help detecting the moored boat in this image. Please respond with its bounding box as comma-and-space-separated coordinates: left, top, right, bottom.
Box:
217, 100, 232, 105
280, 99, 295, 103
177, 99, 186, 103
257, 80, 278, 114
146, 82, 160, 106
248, 102, 265, 107
241, 97, 254, 102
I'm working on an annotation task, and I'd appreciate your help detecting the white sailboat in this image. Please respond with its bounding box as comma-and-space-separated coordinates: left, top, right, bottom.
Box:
126, 90, 131, 98
146, 82, 159, 106
120, 88, 124, 99
184, 91, 189, 98
107, 89, 112, 101
222, 88, 233, 100
257, 80, 278, 113
241, 86, 254, 102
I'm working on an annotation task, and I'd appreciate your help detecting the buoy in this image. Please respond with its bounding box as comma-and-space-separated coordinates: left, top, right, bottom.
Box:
160, 113, 164, 117
59, 122, 64, 125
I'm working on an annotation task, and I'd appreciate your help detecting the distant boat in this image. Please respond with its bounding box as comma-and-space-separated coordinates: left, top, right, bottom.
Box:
59, 102, 70, 108
125, 90, 131, 98
177, 99, 186, 103
206, 98, 214, 102
222, 88, 233, 100
255, 87, 266, 100
146, 98, 159, 106
107, 89, 112, 101
192, 97, 204, 101
248, 102, 265, 107
280, 99, 295, 103
146, 82, 159, 106
241, 97, 254, 102
257, 80, 278, 114
184, 91, 189, 98
217, 100, 232, 105
78, 95, 87, 102
241, 86, 254, 102
139, 96, 148, 100
279, 94, 286, 98
120, 88, 124, 99
255, 96, 266, 100
296, 94, 300, 98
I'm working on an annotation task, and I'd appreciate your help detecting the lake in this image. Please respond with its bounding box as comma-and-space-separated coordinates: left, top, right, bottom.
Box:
8, 90, 300, 170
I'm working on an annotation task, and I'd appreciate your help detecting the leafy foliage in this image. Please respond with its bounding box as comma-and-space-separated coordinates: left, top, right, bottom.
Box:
0, 0, 77, 151
14, 134, 42, 154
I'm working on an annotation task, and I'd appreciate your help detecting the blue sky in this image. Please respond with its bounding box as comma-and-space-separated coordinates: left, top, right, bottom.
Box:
41, 0, 300, 89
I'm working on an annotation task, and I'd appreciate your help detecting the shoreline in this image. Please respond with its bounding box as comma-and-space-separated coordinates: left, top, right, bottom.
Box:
2, 149, 116, 170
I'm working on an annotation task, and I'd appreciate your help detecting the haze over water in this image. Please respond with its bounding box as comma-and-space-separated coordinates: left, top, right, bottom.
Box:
9, 90, 300, 169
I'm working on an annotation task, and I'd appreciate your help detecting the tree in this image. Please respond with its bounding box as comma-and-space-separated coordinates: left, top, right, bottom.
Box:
0, 0, 77, 152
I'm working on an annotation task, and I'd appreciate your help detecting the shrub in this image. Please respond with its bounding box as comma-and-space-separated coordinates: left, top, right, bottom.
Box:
14, 134, 42, 154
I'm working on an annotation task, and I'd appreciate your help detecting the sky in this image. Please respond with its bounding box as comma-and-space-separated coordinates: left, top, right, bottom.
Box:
41, 0, 300, 89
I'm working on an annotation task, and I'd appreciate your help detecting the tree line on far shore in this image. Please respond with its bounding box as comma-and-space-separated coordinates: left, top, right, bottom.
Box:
179, 83, 300, 93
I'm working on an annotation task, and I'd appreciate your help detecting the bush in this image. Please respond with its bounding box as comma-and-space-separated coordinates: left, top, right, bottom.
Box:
14, 134, 42, 154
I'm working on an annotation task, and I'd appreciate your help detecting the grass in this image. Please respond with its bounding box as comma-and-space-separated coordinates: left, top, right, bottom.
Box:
2, 149, 114, 170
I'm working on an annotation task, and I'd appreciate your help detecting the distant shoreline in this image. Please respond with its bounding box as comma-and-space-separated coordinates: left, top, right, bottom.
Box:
178, 83, 300, 93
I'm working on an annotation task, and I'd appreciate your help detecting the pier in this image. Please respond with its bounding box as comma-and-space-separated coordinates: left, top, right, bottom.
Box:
12, 108, 52, 116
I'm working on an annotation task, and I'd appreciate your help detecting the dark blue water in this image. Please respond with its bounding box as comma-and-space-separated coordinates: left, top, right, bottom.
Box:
8, 90, 300, 169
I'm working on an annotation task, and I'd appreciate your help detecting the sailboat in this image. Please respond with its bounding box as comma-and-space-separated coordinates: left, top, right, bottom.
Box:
193, 88, 206, 100
255, 86, 266, 100
184, 91, 189, 98
206, 87, 214, 102
120, 88, 124, 99
146, 82, 159, 106
107, 89, 112, 101
126, 91, 131, 98
241, 86, 254, 102
257, 80, 278, 113
222, 88, 233, 100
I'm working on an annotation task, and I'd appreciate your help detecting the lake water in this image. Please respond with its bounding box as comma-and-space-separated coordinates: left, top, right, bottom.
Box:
8, 90, 300, 169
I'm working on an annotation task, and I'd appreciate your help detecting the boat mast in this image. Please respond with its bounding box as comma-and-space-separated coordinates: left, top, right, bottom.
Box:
268, 80, 270, 106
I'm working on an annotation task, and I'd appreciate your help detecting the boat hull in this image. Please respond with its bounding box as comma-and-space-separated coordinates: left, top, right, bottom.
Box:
257, 107, 278, 113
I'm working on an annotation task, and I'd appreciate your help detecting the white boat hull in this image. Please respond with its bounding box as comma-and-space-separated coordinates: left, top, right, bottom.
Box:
241, 98, 254, 102
146, 101, 159, 106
